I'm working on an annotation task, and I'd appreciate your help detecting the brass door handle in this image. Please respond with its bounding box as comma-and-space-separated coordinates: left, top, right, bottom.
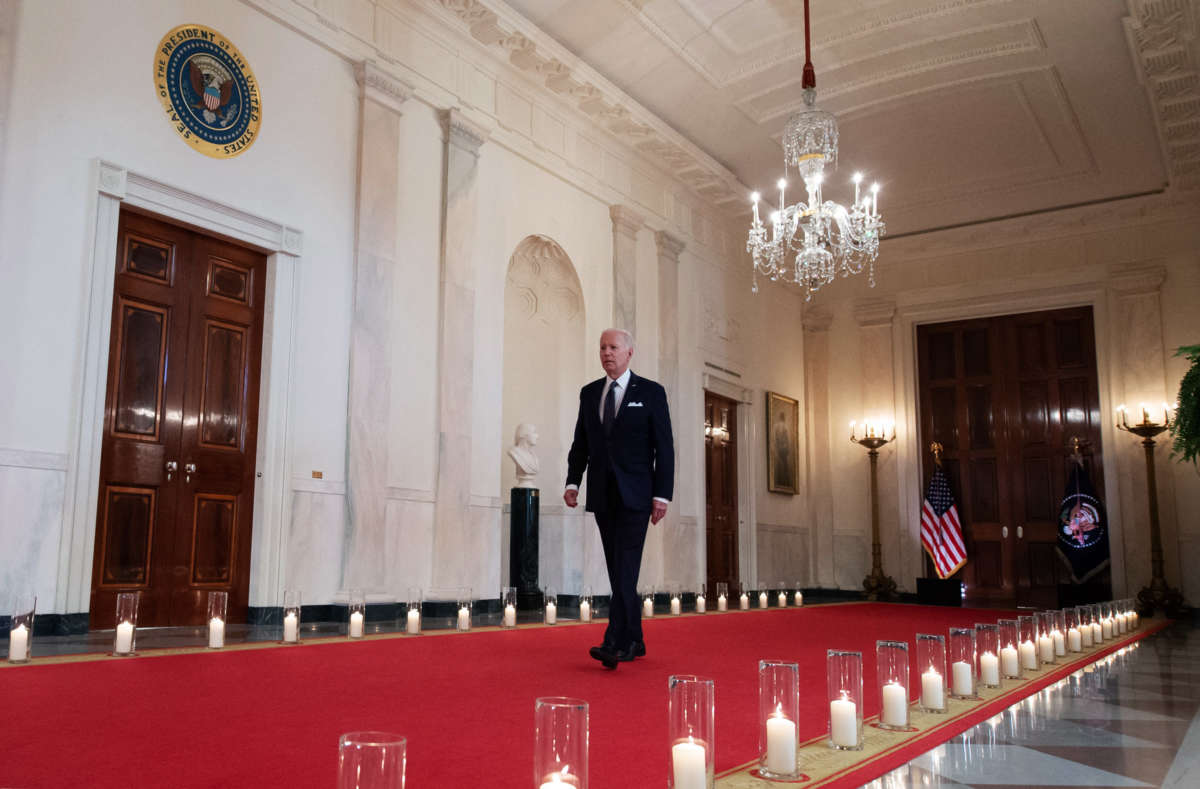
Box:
185, 462, 197, 483
1002, 526, 1008, 539
165, 460, 177, 481
1017, 526, 1024, 540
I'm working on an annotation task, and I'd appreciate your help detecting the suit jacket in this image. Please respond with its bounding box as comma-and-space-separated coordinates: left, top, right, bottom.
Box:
566, 371, 674, 513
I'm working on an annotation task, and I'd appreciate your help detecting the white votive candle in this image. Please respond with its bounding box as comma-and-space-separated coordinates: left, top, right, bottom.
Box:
794, 591, 803, 606
671, 738, 707, 789
580, 600, 592, 622
1081, 624, 1093, 647
115, 621, 135, 654
538, 774, 573, 789
1001, 645, 1019, 677
545, 601, 557, 625
457, 606, 470, 631
777, 591, 787, 607
670, 597, 681, 616
283, 612, 298, 643
830, 693, 858, 747
1117, 613, 1128, 634
8, 623, 29, 661
952, 660, 973, 696
1102, 618, 1113, 639
208, 617, 225, 649
980, 651, 1000, 686
1019, 639, 1037, 670
643, 597, 654, 617
349, 611, 364, 638
881, 680, 908, 727
765, 712, 797, 774
1039, 635, 1054, 663
1068, 626, 1081, 652
503, 604, 516, 627
1131, 612, 1139, 629
739, 593, 749, 610
717, 594, 727, 611
406, 608, 420, 634
696, 595, 706, 613
1091, 622, 1102, 642
921, 668, 944, 710
758, 591, 768, 608
1052, 629, 1065, 656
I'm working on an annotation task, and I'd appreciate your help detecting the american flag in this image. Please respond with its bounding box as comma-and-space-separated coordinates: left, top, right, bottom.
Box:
921, 465, 967, 579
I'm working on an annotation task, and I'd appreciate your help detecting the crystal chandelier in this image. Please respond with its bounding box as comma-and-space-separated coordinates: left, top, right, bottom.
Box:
747, 0, 885, 299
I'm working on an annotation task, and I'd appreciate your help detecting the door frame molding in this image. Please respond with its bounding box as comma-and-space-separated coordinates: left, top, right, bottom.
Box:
58, 159, 303, 616
894, 277, 1125, 597
702, 373, 757, 588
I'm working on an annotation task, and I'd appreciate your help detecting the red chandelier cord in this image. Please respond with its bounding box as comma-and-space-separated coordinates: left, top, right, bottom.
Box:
802, 0, 816, 89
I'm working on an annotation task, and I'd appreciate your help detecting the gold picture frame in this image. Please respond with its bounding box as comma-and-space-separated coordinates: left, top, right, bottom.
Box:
766, 391, 799, 495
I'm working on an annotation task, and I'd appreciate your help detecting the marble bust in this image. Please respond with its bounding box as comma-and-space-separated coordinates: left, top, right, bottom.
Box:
508, 423, 540, 488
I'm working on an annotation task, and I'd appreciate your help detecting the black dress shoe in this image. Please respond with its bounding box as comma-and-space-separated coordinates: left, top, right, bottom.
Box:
589, 645, 619, 669
613, 647, 636, 662
632, 641, 646, 658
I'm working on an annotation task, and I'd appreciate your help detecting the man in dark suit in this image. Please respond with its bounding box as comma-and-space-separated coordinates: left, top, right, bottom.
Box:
564, 328, 674, 669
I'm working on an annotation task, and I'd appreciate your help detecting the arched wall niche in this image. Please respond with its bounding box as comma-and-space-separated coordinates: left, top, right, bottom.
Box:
501, 235, 601, 594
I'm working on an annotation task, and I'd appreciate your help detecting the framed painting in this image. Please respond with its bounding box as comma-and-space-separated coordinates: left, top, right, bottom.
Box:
766, 391, 799, 495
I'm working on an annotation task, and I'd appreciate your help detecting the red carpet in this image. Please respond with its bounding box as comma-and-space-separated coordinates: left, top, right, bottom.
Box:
0, 603, 1141, 787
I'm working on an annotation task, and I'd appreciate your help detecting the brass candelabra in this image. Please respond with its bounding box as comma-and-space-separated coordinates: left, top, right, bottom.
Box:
851, 420, 898, 601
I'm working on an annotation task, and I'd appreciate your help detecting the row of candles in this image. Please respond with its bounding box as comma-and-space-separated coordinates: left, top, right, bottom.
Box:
3, 581, 807, 662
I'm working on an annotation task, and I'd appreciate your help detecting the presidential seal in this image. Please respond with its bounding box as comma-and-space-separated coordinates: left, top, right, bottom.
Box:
154, 24, 261, 158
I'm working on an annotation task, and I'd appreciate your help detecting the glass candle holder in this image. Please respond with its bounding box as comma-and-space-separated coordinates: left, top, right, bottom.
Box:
1076, 606, 1093, 647
580, 587, 594, 623
1065, 609, 1082, 652
1018, 615, 1038, 671
794, 585, 804, 607
758, 660, 800, 778
1036, 612, 1055, 665
1051, 610, 1067, 656
1116, 602, 1129, 634
502, 586, 518, 628
348, 589, 366, 639
948, 627, 976, 698
1127, 599, 1139, 630
405, 588, 422, 635
7, 593, 36, 663
757, 588, 769, 609
695, 584, 707, 614
544, 588, 558, 625
916, 633, 947, 713
1101, 603, 1114, 640
975, 624, 1000, 687
668, 674, 715, 789
876, 640, 910, 730
827, 650, 863, 750
282, 589, 301, 644
207, 590, 228, 649
1090, 604, 1103, 642
534, 697, 588, 789
457, 589, 473, 631
998, 618, 1021, 679
643, 588, 655, 618
715, 582, 728, 612
776, 586, 788, 608
670, 588, 682, 616
738, 582, 750, 610
113, 591, 140, 655
337, 731, 407, 789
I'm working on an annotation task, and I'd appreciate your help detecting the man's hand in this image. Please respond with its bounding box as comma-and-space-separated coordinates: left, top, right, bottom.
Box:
651, 499, 668, 524
564, 489, 579, 508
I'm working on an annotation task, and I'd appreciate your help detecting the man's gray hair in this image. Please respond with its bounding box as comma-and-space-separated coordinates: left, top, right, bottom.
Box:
602, 328, 635, 349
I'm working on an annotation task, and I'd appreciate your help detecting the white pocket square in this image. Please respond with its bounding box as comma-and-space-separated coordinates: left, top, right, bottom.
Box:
627, 401, 644, 407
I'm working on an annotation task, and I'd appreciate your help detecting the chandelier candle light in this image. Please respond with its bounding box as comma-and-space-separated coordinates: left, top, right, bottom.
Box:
747, 0, 884, 299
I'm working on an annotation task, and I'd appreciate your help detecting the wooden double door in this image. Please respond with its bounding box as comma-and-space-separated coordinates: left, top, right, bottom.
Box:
917, 307, 1106, 609
705, 391, 739, 593
90, 211, 265, 628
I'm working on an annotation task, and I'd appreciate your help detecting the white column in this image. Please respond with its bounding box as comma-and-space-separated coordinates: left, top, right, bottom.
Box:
432, 109, 490, 589
343, 62, 412, 593
653, 231, 686, 588
802, 306, 836, 588
610, 205, 644, 337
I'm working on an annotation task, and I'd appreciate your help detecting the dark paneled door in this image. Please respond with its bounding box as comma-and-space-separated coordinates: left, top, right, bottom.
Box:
705, 391, 739, 593
917, 307, 1104, 608
90, 211, 266, 628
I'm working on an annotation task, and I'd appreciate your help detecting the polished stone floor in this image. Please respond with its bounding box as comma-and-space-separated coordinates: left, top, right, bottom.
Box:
868, 621, 1200, 789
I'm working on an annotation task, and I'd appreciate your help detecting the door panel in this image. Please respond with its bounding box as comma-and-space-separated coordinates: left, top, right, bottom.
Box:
704, 391, 739, 594
917, 307, 1107, 608
91, 211, 264, 628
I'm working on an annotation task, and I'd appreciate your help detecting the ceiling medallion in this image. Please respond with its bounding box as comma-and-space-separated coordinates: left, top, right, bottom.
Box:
747, 0, 885, 299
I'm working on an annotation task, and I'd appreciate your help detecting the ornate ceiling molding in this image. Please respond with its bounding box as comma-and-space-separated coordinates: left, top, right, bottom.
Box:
609, 204, 646, 239
356, 60, 414, 114
1124, 0, 1200, 190
853, 299, 898, 328
655, 229, 687, 262
429, 0, 747, 208
1108, 262, 1167, 295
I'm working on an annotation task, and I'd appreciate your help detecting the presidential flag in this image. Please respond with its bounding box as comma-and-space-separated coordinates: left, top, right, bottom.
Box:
1056, 458, 1110, 583
921, 466, 967, 579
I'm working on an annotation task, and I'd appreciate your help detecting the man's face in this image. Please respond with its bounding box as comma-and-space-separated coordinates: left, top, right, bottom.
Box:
599, 331, 633, 378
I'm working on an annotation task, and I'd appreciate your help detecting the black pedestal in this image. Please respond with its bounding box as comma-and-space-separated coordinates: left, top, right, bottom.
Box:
510, 488, 540, 611
917, 577, 962, 607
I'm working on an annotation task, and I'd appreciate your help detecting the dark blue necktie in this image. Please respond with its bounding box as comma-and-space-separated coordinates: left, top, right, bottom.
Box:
603, 381, 618, 435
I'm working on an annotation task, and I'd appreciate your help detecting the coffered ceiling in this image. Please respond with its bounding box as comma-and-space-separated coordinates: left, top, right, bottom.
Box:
499, 0, 1198, 237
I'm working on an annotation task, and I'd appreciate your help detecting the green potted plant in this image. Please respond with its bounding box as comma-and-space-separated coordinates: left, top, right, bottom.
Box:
1170, 344, 1200, 464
